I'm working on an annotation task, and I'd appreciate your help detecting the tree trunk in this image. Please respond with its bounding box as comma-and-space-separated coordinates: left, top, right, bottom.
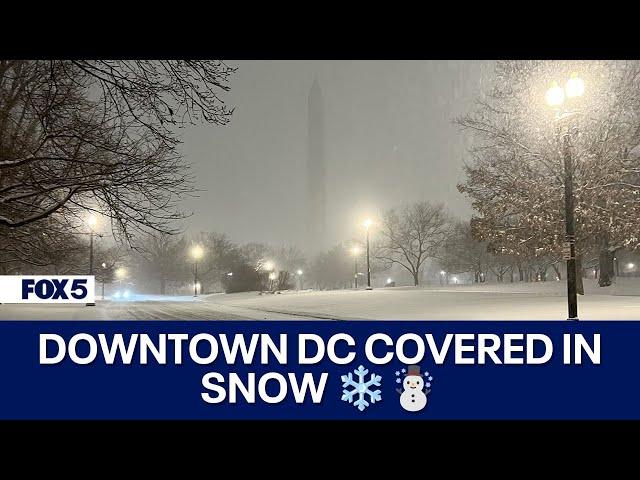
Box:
160, 278, 166, 295
551, 263, 561, 281
598, 249, 615, 287
518, 265, 524, 282
474, 272, 479, 283
413, 271, 419, 286
539, 268, 547, 282
575, 254, 585, 295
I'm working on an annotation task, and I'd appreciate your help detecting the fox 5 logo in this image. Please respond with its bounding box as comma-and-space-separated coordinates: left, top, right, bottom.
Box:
22, 278, 89, 300
0, 276, 95, 303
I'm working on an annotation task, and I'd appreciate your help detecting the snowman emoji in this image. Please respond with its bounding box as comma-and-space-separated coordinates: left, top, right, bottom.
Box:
397, 365, 430, 412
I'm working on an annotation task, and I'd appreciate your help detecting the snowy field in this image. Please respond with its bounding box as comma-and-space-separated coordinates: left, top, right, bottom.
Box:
2, 278, 640, 320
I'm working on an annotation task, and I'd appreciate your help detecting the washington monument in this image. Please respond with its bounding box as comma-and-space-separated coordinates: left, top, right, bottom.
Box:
306, 79, 326, 253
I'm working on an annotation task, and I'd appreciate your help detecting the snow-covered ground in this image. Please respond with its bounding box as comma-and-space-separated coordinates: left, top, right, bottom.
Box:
198, 278, 640, 320
2, 278, 640, 320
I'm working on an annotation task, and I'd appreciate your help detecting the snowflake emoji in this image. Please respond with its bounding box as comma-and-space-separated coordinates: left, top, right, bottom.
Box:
395, 370, 400, 376
426, 382, 431, 388
396, 378, 401, 384
341, 365, 382, 412
401, 368, 406, 373
428, 376, 433, 381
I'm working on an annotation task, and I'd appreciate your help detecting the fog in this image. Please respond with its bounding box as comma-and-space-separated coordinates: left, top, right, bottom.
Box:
181, 60, 495, 250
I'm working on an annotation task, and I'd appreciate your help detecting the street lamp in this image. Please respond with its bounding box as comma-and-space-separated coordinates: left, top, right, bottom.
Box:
440, 270, 446, 286
296, 269, 303, 290
191, 245, 204, 297
263, 260, 275, 272
545, 72, 585, 321
101, 262, 107, 300
86, 214, 98, 276
363, 219, 374, 290
115, 267, 127, 296
268, 271, 278, 292
351, 245, 362, 289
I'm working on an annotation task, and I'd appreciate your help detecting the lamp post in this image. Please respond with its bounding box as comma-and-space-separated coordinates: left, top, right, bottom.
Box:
269, 271, 278, 292
351, 245, 361, 289
191, 245, 204, 297
363, 219, 373, 290
115, 267, 127, 297
440, 270, 446, 286
101, 262, 107, 300
545, 72, 585, 321
296, 269, 303, 290
86, 214, 98, 275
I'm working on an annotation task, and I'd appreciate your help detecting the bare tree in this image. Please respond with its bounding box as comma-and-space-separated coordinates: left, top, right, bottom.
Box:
131, 233, 189, 294
375, 202, 451, 286
440, 220, 489, 283
0, 60, 235, 257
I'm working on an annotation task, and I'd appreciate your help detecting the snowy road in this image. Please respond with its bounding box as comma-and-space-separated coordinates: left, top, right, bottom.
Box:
3, 280, 640, 320
0, 296, 322, 320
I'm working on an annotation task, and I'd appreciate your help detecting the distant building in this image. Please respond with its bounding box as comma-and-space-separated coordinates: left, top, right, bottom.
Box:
306, 79, 327, 253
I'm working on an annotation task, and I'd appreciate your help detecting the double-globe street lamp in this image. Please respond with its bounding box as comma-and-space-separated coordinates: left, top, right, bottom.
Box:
545, 72, 585, 321
191, 245, 204, 297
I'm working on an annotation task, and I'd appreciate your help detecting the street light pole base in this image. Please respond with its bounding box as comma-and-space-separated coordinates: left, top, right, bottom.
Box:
366, 287, 373, 290
86, 302, 96, 306
567, 317, 579, 321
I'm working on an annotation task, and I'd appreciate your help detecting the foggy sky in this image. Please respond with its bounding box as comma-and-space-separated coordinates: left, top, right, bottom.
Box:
180, 60, 495, 250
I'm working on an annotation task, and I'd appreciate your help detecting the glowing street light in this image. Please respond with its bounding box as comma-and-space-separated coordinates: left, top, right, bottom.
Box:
565, 73, 585, 99
87, 214, 98, 229
362, 219, 374, 290
295, 269, 304, 290
263, 260, 275, 272
440, 270, 446, 286
115, 267, 127, 294
386, 278, 393, 285
545, 72, 585, 321
627, 263, 636, 277
268, 272, 277, 281
545, 81, 565, 107
191, 245, 204, 260
190, 245, 204, 297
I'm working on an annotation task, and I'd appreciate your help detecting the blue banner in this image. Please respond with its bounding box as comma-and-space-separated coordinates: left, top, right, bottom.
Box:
0, 321, 631, 419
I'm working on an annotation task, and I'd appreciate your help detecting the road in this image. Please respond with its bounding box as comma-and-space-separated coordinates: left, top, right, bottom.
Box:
0, 296, 322, 320
3, 281, 640, 320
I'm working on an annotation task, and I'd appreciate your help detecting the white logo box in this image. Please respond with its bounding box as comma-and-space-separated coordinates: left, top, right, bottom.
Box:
0, 276, 95, 304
